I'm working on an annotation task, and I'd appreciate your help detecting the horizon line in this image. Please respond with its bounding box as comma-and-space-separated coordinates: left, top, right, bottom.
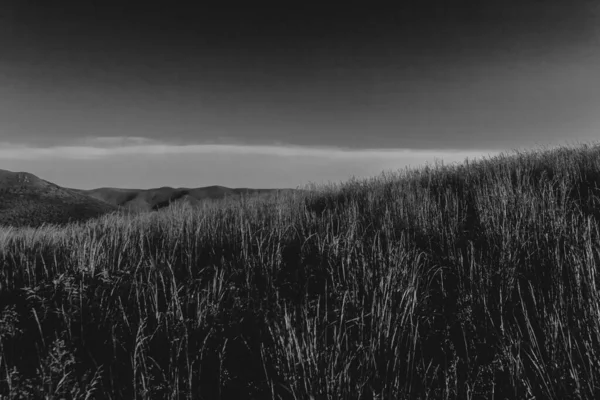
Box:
0, 136, 504, 161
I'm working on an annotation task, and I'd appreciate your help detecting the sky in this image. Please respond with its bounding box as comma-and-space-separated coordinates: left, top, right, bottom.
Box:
1, 1, 599, 189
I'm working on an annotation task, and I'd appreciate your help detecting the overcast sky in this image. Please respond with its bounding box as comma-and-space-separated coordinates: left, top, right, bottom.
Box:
1, 2, 599, 189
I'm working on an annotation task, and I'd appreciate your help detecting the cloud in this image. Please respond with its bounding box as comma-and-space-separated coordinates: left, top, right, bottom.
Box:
0, 136, 511, 189
0, 136, 499, 163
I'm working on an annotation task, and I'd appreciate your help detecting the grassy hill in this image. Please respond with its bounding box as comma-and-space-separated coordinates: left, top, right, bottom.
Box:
0, 169, 117, 227
2, 143, 600, 398
0, 169, 290, 226
73, 185, 293, 212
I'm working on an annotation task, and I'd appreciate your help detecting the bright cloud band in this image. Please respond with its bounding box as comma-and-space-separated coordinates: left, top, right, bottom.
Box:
0, 136, 498, 162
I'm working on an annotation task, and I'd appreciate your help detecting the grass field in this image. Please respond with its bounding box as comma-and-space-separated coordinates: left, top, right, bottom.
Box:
2, 143, 600, 399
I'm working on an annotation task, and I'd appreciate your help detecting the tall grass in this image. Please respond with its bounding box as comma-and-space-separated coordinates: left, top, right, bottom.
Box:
2, 142, 600, 398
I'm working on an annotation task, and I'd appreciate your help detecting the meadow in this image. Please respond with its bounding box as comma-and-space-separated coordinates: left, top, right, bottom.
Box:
2, 143, 600, 399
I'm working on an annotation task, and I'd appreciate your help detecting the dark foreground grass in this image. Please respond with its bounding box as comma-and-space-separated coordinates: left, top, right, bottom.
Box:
2, 143, 600, 399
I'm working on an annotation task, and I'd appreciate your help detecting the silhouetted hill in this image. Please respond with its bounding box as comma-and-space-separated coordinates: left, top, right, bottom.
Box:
73, 185, 294, 212
0, 169, 117, 227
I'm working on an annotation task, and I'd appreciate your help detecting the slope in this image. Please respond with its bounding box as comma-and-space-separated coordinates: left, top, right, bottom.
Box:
75, 185, 293, 212
0, 169, 117, 227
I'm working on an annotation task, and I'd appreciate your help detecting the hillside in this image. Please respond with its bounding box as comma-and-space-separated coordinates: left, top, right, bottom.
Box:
73, 185, 293, 212
0, 168, 293, 226
3, 144, 600, 398
0, 169, 117, 227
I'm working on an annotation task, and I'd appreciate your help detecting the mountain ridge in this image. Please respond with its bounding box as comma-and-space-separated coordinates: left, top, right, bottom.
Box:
71, 185, 295, 212
0, 169, 118, 227
0, 168, 295, 225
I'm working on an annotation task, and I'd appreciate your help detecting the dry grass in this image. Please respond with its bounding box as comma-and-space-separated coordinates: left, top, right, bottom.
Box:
2, 142, 600, 399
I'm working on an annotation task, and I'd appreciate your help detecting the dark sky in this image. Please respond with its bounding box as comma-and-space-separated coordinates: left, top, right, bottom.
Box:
1, 1, 599, 188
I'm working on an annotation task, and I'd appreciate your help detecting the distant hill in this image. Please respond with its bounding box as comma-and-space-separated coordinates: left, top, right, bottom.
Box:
73, 185, 294, 212
0, 168, 296, 226
0, 169, 117, 227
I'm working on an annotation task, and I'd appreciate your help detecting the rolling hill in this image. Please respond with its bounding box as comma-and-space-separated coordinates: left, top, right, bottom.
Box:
0, 169, 118, 227
73, 185, 293, 212
0, 168, 294, 226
